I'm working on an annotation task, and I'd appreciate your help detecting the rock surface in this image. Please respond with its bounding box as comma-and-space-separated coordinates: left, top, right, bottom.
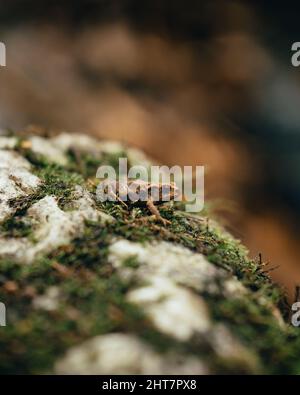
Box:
0, 130, 299, 374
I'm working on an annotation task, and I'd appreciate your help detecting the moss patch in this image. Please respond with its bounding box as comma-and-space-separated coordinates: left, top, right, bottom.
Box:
0, 221, 208, 373
0, 136, 299, 374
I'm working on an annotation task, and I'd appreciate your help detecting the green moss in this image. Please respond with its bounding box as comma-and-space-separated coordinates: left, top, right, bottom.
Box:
0, 135, 299, 374
101, 202, 285, 309
36, 164, 84, 207
122, 256, 140, 269
0, 221, 204, 373
67, 148, 128, 179
67, 149, 102, 178
87, 202, 300, 373
205, 292, 300, 374
14, 144, 85, 210
0, 149, 86, 245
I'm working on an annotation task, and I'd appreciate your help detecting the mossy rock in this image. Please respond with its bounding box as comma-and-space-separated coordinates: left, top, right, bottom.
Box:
0, 130, 299, 374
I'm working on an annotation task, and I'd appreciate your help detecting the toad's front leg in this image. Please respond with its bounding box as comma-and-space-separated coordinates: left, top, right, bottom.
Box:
146, 198, 171, 226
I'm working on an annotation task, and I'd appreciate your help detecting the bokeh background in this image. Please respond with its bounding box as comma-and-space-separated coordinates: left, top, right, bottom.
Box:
1, 0, 300, 297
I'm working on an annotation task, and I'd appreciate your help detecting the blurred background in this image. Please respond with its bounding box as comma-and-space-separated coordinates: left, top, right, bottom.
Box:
0, 0, 300, 298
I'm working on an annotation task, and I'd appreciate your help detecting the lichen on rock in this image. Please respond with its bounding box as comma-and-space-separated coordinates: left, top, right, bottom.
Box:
0, 150, 41, 222
55, 333, 209, 375
0, 129, 299, 375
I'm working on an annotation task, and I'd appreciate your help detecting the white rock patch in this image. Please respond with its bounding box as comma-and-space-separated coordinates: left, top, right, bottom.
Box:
27, 133, 153, 170
28, 136, 68, 166
26, 196, 81, 261
55, 333, 208, 375
0, 187, 111, 264
0, 150, 31, 169
0, 150, 41, 222
108, 239, 221, 292
128, 277, 211, 341
28, 133, 126, 165
0, 136, 18, 149
52, 133, 124, 155
108, 240, 248, 341
0, 237, 31, 261
33, 286, 61, 311
108, 240, 218, 340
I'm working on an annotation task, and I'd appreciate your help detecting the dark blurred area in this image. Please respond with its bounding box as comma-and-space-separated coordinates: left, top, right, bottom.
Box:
1, 0, 300, 296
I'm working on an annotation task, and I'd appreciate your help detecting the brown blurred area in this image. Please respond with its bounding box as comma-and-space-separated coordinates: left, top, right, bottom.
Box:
1, 1, 300, 298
